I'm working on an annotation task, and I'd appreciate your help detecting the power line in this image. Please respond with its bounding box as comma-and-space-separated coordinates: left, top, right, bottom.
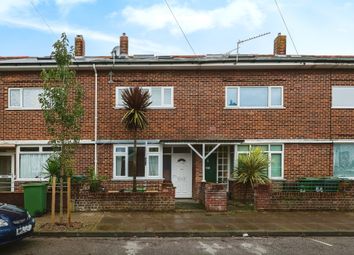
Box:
163, 0, 196, 55
274, 0, 299, 55
30, 0, 56, 36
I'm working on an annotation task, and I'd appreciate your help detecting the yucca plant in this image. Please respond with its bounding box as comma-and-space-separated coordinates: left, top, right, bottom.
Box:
232, 147, 270, 201
43, 153, 61, 182
121, 87, 151, 192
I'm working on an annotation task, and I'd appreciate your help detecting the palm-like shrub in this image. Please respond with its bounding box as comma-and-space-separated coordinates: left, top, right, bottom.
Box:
232, 147, 270, 200
121, 87, 151, 192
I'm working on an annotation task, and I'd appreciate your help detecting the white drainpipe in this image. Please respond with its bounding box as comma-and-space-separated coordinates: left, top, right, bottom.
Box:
93, 64, 98, 175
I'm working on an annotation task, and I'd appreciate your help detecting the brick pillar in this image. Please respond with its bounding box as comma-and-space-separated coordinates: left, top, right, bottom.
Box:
193, 153, 203, 200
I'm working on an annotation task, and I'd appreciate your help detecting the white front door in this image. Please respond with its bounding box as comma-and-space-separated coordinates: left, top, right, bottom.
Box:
0, 154, 15, 192
172, 153, 192, 198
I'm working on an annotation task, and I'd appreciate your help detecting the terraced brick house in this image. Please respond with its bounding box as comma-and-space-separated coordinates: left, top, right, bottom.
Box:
1, 33, 354, 200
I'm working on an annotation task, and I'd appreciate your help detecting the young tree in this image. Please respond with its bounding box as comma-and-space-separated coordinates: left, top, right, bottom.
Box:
121, 87, 151, 192
39, 33, 84, 223
232, 147, 270, 201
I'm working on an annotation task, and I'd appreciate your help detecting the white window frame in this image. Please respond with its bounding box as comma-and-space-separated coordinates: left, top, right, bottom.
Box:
234, 144, 284, 180
8, 88, 43, 110
225, 86, 284, 109
113, 144, 163, 180
115, 87, 174, 109
16, 145, 56, 181
332, 86, 354, 109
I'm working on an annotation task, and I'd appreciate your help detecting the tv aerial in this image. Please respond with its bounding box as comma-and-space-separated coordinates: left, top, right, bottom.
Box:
225, 32, 271, 64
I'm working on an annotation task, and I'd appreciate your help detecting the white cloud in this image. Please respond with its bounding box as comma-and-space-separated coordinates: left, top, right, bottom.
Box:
0, 0, 40, 14
122, 0, 265, 34
55, 0, 95, 14
0, 11, 182, 55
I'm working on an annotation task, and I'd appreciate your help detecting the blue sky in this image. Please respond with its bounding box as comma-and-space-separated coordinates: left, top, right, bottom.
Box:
1, 0, 354, 56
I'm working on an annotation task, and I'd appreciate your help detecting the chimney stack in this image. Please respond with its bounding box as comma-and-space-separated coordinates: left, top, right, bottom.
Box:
120, 33, 128, 56
273, 33, 286, 55
75, 35, 85, 57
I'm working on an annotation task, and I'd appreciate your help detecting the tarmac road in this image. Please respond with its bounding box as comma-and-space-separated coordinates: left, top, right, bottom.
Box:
2, 236, 354, 255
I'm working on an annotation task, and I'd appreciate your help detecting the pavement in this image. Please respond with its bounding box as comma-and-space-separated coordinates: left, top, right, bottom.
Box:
3, 236, 353, 255
33, 210, 354, 237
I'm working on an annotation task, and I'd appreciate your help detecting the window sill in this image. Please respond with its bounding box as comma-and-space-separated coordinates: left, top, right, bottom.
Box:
112, 177, 164, 181
114, 107, 175, 110
224, 107, 286, 110
332, 107, 354, 109
6, 108, 42, 111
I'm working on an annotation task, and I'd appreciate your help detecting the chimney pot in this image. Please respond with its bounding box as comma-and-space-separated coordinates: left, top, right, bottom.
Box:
274, 33, 286, 55
120, 33, 128, 56
75, 35, 85, 57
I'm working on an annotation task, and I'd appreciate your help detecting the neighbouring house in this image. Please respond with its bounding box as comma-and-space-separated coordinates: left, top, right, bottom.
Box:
1, 32, 354, 206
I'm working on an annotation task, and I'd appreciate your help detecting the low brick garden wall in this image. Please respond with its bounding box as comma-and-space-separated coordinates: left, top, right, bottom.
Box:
0, 191, 67, 212
255, 181, 354, 211
73, 182, 175, 211
200, 182, 227, 212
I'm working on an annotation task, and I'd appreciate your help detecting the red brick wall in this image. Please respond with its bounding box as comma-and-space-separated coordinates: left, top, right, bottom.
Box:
255, 181, 354, 210
1, 69, 354, 141
73, 182, 175, 211
229, 181, 254, 201
284, 144, 333, 180
1, 69, 354, 185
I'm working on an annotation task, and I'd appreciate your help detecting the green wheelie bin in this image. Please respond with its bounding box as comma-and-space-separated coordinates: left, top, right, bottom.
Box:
23, 183, 48, 217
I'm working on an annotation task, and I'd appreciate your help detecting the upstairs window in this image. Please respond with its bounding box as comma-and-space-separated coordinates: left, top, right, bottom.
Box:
225, 86, 283, 108
332, 86, 354, 108
116, 87, 174, 108
8, 88, 43, 110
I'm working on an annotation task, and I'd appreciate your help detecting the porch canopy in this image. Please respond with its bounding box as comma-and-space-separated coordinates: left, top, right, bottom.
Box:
162, 139, 244, 182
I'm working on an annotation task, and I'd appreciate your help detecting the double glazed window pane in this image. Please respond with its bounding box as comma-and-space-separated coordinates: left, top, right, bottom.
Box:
240, 87, 268, 107
334, 144, 354, 177
151, 88, 162, 106
271, 154, 282, 178
163, 88, 172, 106
10, 89, 21, 107
23, 89, 42, 108
226, 88, 238, 106
332, 87, 354, 108
149, 156, 159, 176
19, 154, 50, 178
115, 156, 126, 176
271, 87, 282, 106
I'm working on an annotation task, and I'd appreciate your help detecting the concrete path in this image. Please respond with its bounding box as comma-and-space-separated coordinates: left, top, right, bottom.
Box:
34, 211, 354, 236
3, 237, 354, 255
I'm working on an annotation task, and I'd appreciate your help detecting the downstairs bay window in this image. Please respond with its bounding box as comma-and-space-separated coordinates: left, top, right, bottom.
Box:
113, 145, 162, 179
17, 146, 57, 180
235, 144, 284, 179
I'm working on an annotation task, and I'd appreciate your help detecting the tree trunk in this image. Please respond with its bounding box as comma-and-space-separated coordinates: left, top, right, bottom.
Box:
51, 176, 56, 224
67, 176, 71, 225
132, 132, 137, 192
59, 174, 63, 223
